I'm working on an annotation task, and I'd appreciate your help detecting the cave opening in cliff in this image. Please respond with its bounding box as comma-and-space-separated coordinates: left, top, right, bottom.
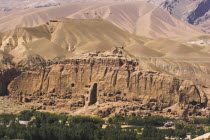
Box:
71, 83, 75, 87
190, 100, 197, 106
116, 91, 122, 94
88, 83, 97, 105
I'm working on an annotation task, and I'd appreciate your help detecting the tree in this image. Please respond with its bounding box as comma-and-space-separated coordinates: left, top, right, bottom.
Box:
141, 126, 165, 140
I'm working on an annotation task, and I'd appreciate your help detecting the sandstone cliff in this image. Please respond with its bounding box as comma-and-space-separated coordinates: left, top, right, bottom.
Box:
138, 57, 210, 86
7, 49, 208, 117
0, 68, 20, 96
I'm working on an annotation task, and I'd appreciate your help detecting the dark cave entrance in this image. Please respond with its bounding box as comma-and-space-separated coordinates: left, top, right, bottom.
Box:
89, 83, 97, 105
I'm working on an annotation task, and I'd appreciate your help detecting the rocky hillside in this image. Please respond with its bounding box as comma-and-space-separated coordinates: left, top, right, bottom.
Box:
0, 68, 20, 96
160, 0, 210, 33
0, 18, 209, 117
0, 19, 209, 87
0, 1, 203, 38
0, 0, 61, 11
5, 48, 208, 117
0, 18, 147, 68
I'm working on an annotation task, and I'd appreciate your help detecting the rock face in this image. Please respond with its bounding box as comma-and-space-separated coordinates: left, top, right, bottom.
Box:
7, 48, 208, 117
187, 0, 210, 25
160, 0, 210, 32
138, 57, 210, 86
0, 68, 21, 96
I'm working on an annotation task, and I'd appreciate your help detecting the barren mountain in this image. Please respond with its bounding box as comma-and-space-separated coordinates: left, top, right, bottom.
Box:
0, 0, 148, 11
0, 1, 203, 38
0, 18, 208, 84
0, 18, 209, 117
0, 0, 61, 11
161, 0, 210, 33
0, 18, 148, 67
0, 18, 208, 68
0, 1, 210, 118
6, 49, 208, 117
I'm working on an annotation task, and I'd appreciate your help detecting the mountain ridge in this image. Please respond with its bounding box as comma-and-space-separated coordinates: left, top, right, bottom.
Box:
0, 1, 203, 38
160, 0, 210, 33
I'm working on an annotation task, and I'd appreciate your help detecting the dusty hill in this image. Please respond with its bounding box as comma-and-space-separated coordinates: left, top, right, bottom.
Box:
0, 2, 203, 38
0, 0, 61, 11
0, 18, 150, 67
69, 1, 203, 38
0, 17, 209, 117
0, 18, 209, 88
144, 39, 210, 57
138, 38, 210, 87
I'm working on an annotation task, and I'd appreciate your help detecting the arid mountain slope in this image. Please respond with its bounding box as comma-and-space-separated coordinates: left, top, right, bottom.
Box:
0, 18, 209, 117
0, 18, 209, 85
0, 0, 61, 11
142, 38, 210, 81
0, 18, 149, 67
0, 0, 158, 11
144, 39, 210, 57
0, 19, 209, 86
0, 2, 203, 38
161, 0, 210, 33
6, 49, 208, 117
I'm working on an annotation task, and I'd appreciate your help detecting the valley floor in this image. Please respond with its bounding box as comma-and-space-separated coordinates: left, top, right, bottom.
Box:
193, 132, 210, 140
0, 97, 30, 114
